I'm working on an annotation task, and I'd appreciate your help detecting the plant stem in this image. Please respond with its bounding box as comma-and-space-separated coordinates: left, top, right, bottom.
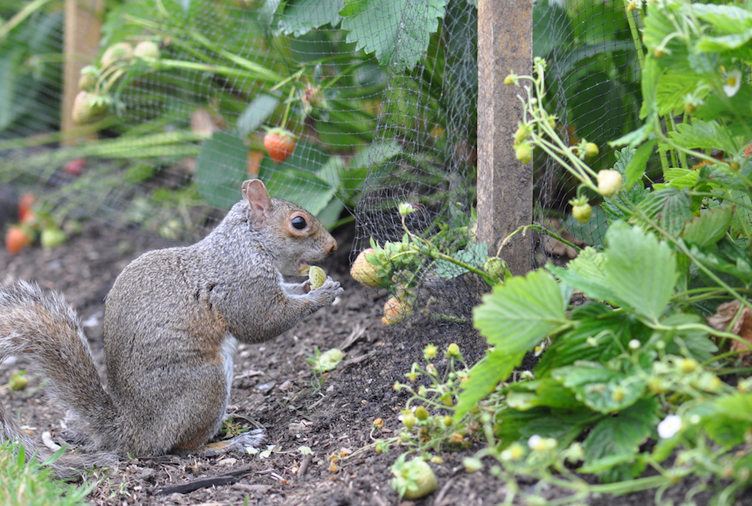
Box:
498, 223, 582, 258
623, 0, 645, 73
0, 0, 53, 40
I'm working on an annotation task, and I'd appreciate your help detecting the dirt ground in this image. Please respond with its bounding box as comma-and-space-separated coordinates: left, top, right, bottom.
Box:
0, 219, 748, 505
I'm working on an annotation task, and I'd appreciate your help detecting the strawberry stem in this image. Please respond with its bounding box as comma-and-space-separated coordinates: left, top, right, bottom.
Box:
280, 86, 296, 130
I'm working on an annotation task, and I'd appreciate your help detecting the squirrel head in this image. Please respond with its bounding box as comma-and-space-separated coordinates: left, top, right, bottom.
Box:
241, 179, 337, 276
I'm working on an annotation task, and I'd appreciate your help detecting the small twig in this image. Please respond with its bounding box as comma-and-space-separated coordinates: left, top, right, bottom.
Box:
338, 324, 366, 351
297, 454, 313, 479
154, 465, 256, 495
342, 350, 379, 368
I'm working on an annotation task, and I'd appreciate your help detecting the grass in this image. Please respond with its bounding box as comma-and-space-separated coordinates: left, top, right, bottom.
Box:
0, 441, 92, 506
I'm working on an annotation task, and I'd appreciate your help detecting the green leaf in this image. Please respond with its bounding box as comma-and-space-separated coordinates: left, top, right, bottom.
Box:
682, 205, 734, 248
602, 223, 677, 322
697, 28, 752, 52
454, 349, 524, 422
196, 132, 248, 209
348, 140, 402, 169
237, 94, 280, 137
625, 140, 657, 188
459, 270, 571, 421
505, 379, 581, 411
552, 362, 647, 414
533, 1, 573, 58
687, 394, 752, 448
641, 4, 692, 72
435, 243, 486, 279
534, 304, 651, 377
279, 0, 344, 36
669, 120, 738, 155
562, 207, 607, 248
660, 188, 692, 237
653, 72, 710, 116
580, 398, 659, 472
692, 4, 752, 34
340, 0, 449, 72
662, 168, 698, 190
259, 0, 282, 27
494, 407, 601, 446
473, 270, 570, 354
660, 313, 717, 363
689, 241, 752, 285
549, 248, 619, 305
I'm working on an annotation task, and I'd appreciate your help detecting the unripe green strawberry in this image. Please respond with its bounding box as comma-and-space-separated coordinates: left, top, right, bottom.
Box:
72, 91, 108, 124
447, 343, 461, 357
514, 123, 530, 145
515, 142, 533, 164
391, 456, 437, 499
414, 406, 429, 421
9, 371, 27, 391
483, 257, 506, 283
401, 412, 417, 430
463, 457, 483, 473
308, 265, 326, 289
596, 169, 623, 196
263, 128, 297, 164
572, 202, 592, 223
100, 42, 133, 70
382, 297, 413, 326
134, 41, 160, 60
40, 227, 67, 249
350, 248, 383, 287
584, 142, 599, 158
78, 66, 98, 91
310, 348, 343, 373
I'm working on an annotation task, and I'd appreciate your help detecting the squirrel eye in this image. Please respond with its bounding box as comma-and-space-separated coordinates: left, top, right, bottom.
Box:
291, 215, 307, 230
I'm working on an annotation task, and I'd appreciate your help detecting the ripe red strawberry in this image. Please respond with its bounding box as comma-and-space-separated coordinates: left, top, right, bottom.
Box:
6, 226, 32, 255
18, 193, 35, 222
263, 128, 297, 164
64, 158, 86, 176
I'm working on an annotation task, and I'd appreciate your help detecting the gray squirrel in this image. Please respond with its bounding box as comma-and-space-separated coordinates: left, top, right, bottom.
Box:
0, 179, 342, 476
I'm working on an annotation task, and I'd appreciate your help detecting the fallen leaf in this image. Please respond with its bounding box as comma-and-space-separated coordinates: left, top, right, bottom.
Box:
707, 300, 752, 361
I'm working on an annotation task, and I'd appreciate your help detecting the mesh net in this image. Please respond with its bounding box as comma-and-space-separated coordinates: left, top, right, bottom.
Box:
0, 0, 644, 321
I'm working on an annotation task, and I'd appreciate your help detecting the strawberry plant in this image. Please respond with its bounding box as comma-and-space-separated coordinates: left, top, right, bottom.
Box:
419, 1, 752, 502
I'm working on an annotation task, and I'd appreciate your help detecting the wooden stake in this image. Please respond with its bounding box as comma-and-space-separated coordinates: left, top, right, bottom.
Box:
61, 0, 104, 145
477, 0, 533, 276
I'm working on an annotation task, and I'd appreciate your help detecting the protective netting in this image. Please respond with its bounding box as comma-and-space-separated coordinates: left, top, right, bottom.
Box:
533, 0, 644, 261
0, 0, 644, 320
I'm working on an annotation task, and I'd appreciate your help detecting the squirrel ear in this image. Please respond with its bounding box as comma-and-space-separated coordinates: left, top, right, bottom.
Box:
242, 179, 272, 217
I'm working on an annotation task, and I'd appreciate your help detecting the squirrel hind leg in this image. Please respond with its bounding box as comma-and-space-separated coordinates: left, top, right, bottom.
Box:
201, 428, 265, 457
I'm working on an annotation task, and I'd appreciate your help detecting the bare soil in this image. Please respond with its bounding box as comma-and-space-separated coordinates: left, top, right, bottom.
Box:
0, 220, 747, 505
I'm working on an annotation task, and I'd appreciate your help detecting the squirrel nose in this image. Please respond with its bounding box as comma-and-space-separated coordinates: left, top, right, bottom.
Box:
327, 239, 338, 255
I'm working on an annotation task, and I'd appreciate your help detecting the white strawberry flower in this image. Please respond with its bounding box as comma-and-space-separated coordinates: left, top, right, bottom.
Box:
723, 69, 742, 97
657, 414, 682, 439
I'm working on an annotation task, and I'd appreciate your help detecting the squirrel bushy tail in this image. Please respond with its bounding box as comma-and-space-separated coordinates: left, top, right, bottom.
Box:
0, 280, 118, 477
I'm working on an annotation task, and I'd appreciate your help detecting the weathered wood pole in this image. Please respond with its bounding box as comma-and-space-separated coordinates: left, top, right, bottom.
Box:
477, 0, 533, 275
62, 0, 104, 145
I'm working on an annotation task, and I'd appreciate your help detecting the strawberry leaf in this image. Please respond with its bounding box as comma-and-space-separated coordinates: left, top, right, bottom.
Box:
340, 0, 448, 72
279, 0, 344, 36
580, 398, 659, 474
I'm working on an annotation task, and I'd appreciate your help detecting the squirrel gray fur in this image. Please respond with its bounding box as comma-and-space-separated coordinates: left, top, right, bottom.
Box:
0, 179, 342, 477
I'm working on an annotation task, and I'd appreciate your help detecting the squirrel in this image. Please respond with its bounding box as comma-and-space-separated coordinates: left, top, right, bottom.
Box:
0, 179, 342, 476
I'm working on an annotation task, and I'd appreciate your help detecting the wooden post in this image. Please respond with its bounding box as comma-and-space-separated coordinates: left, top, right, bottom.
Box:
61, 0, 104, 145
477, 0, 533, 276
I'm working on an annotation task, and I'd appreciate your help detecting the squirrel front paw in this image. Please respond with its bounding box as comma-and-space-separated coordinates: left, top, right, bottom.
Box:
309, 277, 343, 305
